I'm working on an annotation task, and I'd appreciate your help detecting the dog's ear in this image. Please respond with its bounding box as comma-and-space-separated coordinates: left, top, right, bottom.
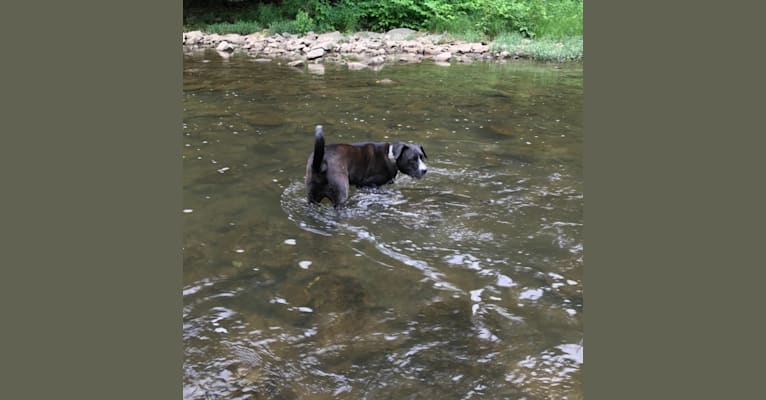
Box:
419, 145, 427, 159
389, 143, 404, 161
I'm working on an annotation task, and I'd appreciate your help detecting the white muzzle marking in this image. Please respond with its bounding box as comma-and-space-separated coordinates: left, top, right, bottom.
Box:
418, 158, 427, 173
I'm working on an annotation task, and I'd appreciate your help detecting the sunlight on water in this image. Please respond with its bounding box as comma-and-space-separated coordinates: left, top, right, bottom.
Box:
184, 50, 582, 399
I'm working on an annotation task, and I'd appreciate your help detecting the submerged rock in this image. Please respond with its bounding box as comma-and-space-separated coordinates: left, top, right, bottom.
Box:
307, 63, 325, 75
346, 62, 368, 70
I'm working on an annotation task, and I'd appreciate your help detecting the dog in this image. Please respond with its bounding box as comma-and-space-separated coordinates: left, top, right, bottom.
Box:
305, 125, 428, 208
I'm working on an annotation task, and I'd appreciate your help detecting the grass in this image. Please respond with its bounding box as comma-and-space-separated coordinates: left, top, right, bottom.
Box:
490, 33, 583, 62
267, 20, 299, 35
204, 20, 262, 35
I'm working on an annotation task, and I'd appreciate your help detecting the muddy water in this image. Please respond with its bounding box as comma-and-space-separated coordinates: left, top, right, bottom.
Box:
183, 49, 583, 399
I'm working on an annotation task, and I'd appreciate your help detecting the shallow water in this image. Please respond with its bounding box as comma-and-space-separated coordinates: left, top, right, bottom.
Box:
183, 49, 583, 399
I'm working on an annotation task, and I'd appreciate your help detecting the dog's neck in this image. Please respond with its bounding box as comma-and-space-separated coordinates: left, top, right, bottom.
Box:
384, 144, 399, 180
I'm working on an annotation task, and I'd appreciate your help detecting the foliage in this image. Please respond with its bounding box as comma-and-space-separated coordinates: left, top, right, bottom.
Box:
268, 19, 298, 34
204, 20, 262, 35
294, 10, 315, 34
184, 0, 584, 40
490, 32, 583, 62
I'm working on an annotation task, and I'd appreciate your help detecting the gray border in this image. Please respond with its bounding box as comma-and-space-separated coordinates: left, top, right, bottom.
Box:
586, 2, 764, 399
1, 1, 181, 398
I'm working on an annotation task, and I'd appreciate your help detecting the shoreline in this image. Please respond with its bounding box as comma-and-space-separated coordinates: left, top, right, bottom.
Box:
183, 28, 579, 69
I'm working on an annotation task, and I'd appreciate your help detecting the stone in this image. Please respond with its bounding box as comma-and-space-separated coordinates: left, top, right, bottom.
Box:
183, 31, 204, 45
396, 54, 422, 63
216, 41, 234, 52
423, 45, 444, 55
317, 31, 343, 42
453, 43, 474, 54
346, 62, 368, 70
287, 60, 305, 68
306, 48, 325, 60
312, 41, 336, 51
221, 34, 246, 45
385, 28, 418, 40
308, 63, 325, 75
433, 52, 452, 62
367, 55, 386, 66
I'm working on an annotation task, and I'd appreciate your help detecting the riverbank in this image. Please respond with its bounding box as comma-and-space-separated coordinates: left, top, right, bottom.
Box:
183, 28, 582, 68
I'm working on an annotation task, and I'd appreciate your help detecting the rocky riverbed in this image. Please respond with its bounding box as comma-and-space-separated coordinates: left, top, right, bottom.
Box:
183, 28, 521, 69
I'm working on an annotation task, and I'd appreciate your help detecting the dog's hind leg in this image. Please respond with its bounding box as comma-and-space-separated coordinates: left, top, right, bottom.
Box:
327, 176, 350, 209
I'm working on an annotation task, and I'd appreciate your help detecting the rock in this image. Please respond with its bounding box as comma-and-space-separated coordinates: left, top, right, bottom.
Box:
457, 55, 474, 64
206, 34, 224, 45
423, 45, 445, 55
399, 40, 423, 53
286, 40, 305, 52
367, 55, 386, 66
346, 62, 367, 70
356, 31, 384, 41
317, 31, 343, 42
183, 31, 204, 45
287, 60, 304, 68
253, 58, 272, 63
308, 63, 325, 75
433, 52, 452, 62
306, 48, 325, 60
216, 41, 234, 52
221, 34, 246, 45
366, 40, 383, 50
312, 40, 336, 51
433, 61, 451, 67
365, 49, 386, 57
312, 31, 343, 50
385, 28, 418, 40
453, 43, 474, 54
474, 44, 490, 53
181, 27, 534, 66
376, 79, 395, 85
396, 53, 422, 63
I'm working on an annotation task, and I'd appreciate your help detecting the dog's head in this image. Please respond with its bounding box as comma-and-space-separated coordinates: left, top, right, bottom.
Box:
389, 142, 428, 179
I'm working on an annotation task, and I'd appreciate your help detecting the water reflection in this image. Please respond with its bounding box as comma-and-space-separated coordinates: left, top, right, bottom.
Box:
184, 49, 582, 399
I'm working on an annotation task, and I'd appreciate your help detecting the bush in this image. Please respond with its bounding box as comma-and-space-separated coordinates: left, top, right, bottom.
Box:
184, 0, 583, 41
268, 19, 298, 34
204, 20, 262, 35
295, 10, 315, 34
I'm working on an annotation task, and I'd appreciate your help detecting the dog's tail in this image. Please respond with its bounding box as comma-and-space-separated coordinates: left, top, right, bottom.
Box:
312, 125, 325, 172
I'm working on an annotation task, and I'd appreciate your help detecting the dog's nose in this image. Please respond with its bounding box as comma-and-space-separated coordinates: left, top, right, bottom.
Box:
418, 159, 427, 175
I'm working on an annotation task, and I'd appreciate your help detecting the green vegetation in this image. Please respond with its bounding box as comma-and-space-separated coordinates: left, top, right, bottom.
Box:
491, 32, 583, 62
183, 0, 583, 61
204, 20, 263, 34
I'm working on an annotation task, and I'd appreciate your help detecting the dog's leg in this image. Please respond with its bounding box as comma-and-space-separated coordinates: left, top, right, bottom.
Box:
328, 175, 350, 209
